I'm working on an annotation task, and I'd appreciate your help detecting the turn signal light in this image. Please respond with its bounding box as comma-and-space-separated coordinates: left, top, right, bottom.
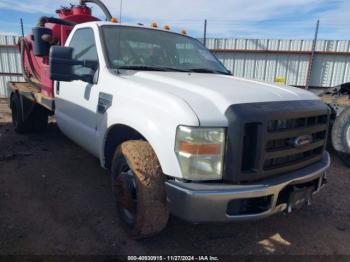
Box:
178, 141, 222, 155
181, 29, 187, 35
151, 22, 158, 28
164, 25, 171, 30
111, 17, 119, 23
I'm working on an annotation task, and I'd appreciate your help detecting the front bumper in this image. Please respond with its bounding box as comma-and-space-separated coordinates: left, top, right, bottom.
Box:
165, 152, 330, 223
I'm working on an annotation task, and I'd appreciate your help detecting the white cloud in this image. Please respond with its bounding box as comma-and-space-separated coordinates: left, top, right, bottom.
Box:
0, 0, 53, 13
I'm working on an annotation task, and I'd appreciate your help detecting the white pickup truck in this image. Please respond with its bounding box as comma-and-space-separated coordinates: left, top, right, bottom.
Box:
9, 22, 331, 238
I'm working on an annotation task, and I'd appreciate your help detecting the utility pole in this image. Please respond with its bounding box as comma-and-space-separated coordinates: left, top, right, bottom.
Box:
203, 19, 207, 47
20, 18, 24, 37
305, 20, 320, 90
119, 0, 123, 23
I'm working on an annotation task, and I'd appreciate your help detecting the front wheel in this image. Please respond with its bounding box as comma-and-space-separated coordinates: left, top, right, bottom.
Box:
111, 140, 169, 238
332, 106, 350, 166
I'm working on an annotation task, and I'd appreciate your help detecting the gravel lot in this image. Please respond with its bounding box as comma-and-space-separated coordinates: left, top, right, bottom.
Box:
0, 100, 349, 256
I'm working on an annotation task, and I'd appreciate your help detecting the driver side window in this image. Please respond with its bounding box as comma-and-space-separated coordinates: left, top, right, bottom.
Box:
69, 28, 99, 77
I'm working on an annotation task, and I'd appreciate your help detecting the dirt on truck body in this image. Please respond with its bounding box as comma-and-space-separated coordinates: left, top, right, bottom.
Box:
0, 100, 350, 256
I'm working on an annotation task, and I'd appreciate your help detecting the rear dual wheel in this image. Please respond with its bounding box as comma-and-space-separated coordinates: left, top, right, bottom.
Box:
111, 140, 169, 239
332, 106, 350, 166
11, 93, 48, 134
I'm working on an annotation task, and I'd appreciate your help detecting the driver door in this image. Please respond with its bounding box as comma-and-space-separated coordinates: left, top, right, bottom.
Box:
55, 27, 100, 155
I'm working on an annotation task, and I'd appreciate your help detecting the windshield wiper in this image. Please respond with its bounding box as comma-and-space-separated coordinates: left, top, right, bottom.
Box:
162, 67, 191, 72
187, 68, 231, 75
116, 65, 230, 74
117, 65, 190, 72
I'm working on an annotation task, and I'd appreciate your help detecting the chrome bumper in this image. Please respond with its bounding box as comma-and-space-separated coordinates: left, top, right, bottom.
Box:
165, 152, 330, 223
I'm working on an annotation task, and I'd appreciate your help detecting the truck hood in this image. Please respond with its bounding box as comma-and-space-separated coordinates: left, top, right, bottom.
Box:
122, 71, 320, 126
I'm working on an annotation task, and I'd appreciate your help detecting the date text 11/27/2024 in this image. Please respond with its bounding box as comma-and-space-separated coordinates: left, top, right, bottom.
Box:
127, 256, 220, 261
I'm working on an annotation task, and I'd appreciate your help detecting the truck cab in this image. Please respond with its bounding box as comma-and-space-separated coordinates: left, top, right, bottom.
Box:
9, 20, 331, 238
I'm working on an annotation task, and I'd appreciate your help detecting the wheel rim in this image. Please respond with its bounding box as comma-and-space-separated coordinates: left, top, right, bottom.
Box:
116, 161, 137, 225
346, 124, 350, 149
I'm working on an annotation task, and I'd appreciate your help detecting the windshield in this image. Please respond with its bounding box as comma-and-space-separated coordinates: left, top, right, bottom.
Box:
101, 26, 230, 75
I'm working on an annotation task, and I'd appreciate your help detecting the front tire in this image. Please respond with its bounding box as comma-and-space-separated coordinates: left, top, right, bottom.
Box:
111, 140, 169, 238
332, 106, 350, 166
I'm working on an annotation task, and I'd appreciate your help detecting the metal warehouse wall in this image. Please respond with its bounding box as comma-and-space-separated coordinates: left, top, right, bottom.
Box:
0, 34, 23, 98
206, 39, 350, 88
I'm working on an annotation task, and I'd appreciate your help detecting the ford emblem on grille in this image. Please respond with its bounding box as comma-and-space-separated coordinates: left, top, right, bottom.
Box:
292, 135, 313, 148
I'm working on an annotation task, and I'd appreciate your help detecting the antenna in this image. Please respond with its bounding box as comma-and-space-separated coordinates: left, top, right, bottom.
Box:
119, 0, 123, 23
203, 19, 207, 47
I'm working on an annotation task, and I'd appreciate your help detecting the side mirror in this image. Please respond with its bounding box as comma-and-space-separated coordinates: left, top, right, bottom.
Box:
49, 46, 98, 84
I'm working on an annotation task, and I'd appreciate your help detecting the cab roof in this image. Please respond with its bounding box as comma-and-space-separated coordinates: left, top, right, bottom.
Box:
80, 21, 185, 35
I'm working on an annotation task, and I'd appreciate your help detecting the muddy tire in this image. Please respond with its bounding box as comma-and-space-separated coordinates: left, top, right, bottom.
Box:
10, 93, 48, 134
332, 106, 350, 167
111, 140, 169, 238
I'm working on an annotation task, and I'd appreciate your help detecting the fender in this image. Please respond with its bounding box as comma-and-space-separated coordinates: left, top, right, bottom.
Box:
96, 95, 199, 179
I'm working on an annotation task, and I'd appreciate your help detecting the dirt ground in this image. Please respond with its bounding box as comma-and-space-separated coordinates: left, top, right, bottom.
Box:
0, 99, 349, 256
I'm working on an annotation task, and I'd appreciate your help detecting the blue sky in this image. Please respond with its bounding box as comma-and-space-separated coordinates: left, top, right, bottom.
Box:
0, 0, 349, 39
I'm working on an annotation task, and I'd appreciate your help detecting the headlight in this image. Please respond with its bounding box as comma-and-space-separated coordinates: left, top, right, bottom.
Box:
175, 126, 226, 180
